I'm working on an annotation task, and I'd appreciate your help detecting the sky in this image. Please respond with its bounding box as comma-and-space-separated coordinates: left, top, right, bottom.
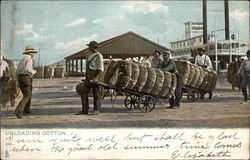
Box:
1, 0, 249, 65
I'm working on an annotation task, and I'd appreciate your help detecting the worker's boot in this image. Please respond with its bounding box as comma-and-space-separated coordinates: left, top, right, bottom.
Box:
242, 89, 248, 102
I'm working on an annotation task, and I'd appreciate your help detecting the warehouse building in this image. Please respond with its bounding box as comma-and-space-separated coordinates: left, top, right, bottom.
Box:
65, 31, 171, 77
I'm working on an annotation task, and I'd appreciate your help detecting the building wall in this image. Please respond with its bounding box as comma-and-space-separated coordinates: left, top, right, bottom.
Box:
171, 35, 215, 50
185, 22, 203, 39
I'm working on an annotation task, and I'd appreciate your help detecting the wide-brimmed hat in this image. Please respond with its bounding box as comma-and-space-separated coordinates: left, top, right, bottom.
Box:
87, 41, 99, 48
162, 50, 171, 56
23, 46, 37, 54
197, 47, 205, 52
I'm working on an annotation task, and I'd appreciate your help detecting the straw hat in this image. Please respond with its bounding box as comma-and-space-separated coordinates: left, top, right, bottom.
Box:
23, 46, 38, 54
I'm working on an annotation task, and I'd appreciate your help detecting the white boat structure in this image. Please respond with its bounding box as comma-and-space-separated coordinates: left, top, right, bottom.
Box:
170, 21, 249, 71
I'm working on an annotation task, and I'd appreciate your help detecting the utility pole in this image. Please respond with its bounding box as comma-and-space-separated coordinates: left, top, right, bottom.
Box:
38, 48, 41, 66
203, 0, 208, 45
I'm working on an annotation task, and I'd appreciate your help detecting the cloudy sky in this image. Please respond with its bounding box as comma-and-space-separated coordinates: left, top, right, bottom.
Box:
1, 1, 249, 65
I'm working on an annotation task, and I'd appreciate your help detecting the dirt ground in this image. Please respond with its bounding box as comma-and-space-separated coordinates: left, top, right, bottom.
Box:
1, 72, 250, 128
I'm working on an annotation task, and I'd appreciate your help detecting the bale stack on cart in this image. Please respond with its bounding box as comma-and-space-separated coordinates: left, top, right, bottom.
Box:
176, 60, 218, 102
77, 60, 177, 112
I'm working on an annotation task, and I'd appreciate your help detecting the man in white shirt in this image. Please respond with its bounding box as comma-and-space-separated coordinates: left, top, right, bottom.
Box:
14, 46, 37, 118
195, 47, 213, 70
76, 41, 104, 115
151, 50, 162, 68
195, 47, 213, 99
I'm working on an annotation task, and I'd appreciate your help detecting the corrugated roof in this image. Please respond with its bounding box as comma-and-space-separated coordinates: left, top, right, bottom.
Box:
65, 31, 171, 59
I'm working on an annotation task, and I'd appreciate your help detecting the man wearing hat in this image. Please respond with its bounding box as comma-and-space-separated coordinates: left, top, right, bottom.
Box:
235, 55, 243, 90
151, 50, 162, 68
195, 47, 213, 70
195, 47, 213, 99
76, 41, 104, 115
14, 46, 37, 118
160, 50, 182, 109
1, 57, 19, 108
238, 50, 250, 102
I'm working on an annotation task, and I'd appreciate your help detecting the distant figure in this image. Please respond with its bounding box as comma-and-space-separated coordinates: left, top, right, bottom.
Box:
1, 57, 19, 108
235, 56, 243, 90
14, 46, 37, 119
238, 50, 250, 102
151, 50, 162, 68
195, 47, 213, 99
160, 50, 182, 109
195, 47, 213, 70
76, 41, 104, 115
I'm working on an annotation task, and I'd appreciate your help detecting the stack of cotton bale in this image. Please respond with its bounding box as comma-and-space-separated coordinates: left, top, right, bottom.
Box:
33, 66, 44, 79
54, 67, 65, 78
44, 66, 53, 78
76, 82, 84, 95
176, 60, 218, 92
101, 60, 177, 99
227, 62, 238, 88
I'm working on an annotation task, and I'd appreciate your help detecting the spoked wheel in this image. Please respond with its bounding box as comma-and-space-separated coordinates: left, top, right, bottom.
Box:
138, 95, 155, 112
187, 89, 200, 102
124, 95, 140, 110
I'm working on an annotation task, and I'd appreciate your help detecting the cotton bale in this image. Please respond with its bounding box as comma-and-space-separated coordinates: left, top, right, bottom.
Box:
151, 69, 165, 96
141, 67, 156, 94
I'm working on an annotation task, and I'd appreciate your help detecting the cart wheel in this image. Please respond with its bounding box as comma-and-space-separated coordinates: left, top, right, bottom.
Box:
124, 95, 139, 110
139, 95, 155, 112
187, 89, 200, 102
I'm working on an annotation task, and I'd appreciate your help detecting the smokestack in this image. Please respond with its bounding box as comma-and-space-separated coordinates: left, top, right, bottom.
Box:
224, 0, 230, 40
203, 0, 208, 44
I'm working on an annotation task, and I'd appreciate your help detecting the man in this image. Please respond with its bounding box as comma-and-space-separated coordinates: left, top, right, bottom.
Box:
14, 46, 37, 118
195, 47, 213, 99
160, 50, 182, 109
151, 50, 162, 68
195, 47, 213, 70
238, 50, 250, 102
1, 57, 19, 108
235, 56, 243, 90
76, 41, 104, 115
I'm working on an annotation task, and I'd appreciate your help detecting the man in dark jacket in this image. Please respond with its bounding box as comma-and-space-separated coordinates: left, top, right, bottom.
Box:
160, 50, 182, 109
238, 50, 250, 102
235, 56, 243, 90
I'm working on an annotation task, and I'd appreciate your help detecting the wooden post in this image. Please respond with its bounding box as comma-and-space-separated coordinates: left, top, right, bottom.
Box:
65, 59, 68, 72
71, 59, 74, 73
68, 59, 71, 75
76, 59, 78, 73
80, 59, 83, 73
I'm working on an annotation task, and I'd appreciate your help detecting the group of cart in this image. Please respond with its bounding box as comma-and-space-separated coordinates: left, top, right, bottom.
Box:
97, 82, 211, 113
